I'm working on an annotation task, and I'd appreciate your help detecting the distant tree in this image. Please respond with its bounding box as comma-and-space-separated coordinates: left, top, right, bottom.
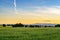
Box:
55, 24, 60, 27
25, 25, 28, 27
48, 26, 53, 27
7, 24, 11, 26
44, 26, 47, 27
35, 25, 40, 27
3, 24, 6, 27
12, 23, 24, 27
29, 25, 34, 27
44, 26, 52, 27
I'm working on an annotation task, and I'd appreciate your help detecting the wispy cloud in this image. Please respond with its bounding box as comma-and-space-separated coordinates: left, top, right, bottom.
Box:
16, 6, 60, 20
18, 6, 60, 15
28, 6, 60, 15
14, 0, 18, 14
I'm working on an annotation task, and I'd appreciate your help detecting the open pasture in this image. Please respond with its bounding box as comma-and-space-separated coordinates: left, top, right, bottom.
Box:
0, 27, 60, 40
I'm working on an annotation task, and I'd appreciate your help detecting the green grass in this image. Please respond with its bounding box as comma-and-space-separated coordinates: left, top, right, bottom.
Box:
0, 26, 60, 40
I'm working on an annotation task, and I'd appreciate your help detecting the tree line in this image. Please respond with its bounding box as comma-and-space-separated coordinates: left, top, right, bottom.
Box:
1, 23, 60, 27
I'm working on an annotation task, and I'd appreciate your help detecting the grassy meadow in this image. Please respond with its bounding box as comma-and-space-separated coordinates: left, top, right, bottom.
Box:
0, 26, 60, 40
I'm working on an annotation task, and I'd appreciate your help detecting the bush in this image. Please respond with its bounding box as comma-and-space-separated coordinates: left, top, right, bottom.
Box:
3, 24, 6, 27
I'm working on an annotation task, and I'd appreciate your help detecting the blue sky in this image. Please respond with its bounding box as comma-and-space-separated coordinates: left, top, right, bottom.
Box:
0, 0, 60, 10
0, 0, 60, 24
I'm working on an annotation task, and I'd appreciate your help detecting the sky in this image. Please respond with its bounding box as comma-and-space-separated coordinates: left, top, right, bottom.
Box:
0, 0, 60, 24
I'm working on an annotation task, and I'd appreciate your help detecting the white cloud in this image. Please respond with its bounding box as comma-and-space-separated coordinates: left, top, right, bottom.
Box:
22, 6, 60, 15
32, 6, 60, 15
15, 6, 60, 20
19, 6, 60, 15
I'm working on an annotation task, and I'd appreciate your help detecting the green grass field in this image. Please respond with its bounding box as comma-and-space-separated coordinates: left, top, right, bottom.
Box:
0, 26, 60, 40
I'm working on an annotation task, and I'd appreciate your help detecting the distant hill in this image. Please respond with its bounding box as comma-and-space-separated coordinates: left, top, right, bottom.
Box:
29, 23, 56, 26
